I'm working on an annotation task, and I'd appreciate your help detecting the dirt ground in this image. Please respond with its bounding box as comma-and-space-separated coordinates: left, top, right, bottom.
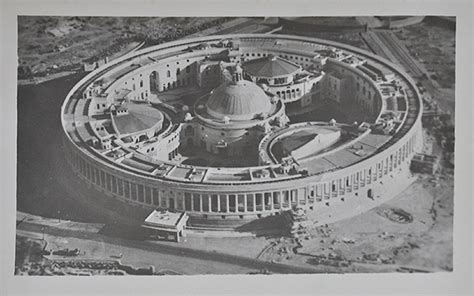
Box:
257, 174, 453, 273
395, 22, 455, 90
18, 16, 225, 75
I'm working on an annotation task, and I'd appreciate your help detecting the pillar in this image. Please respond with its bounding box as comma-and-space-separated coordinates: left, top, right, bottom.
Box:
208, 195, 211, 213
226, 195, 230, 213
199, 195, 203, 212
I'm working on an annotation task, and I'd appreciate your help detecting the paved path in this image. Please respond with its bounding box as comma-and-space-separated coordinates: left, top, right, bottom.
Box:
17, 221, 326, 274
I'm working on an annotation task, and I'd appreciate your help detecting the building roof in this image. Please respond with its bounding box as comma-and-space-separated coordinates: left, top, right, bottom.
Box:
206, 80, 273, 120
242, 55, 301, 78
271, 126, 341, 161
112, 103, 163, 136
143, 210, 188, 232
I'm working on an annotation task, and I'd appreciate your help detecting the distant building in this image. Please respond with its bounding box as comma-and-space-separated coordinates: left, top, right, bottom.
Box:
410, 153, 439, 174
142, 210, 188, 242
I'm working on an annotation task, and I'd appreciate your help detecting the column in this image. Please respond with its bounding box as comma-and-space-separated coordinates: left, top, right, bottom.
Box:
217, 195, 221, 212
199, 195, 203, 212
226, 195, 230, 213
190, 194, 194, 211
208, 195, 211, 213
115, 175, 120, 194
244, 195, 248, 213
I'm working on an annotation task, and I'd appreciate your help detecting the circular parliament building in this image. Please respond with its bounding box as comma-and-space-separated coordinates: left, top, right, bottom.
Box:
61, 34, 423, 231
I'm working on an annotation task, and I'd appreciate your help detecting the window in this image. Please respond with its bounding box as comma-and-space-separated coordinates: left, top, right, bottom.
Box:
184, 193, 192, 211
131, 184, 137, 201
100, 171, 106, 189
118, 178, 123, 196
123, 181, 130, 198
145, 187, 152, 204
202, 194, 209, 212
153, 189, 159, 205
176, 68, 180, 75
167, 70, 171, 77
211, 194, 218, 212
140, 80, 143, 87
193, 194, 200, 211
111, 176, 117, 193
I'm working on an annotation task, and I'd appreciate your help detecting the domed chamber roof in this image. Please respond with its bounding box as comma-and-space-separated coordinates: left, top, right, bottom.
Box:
242, 55, 301, 78
206, 80, 273, 121
111, 102, 164, 136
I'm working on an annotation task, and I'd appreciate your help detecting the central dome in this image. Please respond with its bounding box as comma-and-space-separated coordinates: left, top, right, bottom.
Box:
206, 80, 273, 121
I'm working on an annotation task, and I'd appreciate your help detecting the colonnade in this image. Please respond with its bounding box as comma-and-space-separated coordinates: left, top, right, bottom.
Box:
64, 127, 419, 219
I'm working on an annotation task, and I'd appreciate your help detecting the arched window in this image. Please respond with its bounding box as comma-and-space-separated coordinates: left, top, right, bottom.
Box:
167, 70, 171, 78
176, 68, 180, 75
140, 80, 143, 87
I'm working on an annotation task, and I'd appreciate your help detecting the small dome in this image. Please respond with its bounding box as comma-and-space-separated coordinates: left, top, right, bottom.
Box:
206, 80, 273, 121
111, 102, 163, 136
242, 55, 301, 78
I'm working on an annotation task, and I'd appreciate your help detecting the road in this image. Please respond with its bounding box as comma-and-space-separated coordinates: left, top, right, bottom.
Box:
17, 221, 326, 275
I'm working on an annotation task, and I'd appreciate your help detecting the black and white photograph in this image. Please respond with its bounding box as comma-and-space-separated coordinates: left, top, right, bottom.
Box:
1, 0, 472, 295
